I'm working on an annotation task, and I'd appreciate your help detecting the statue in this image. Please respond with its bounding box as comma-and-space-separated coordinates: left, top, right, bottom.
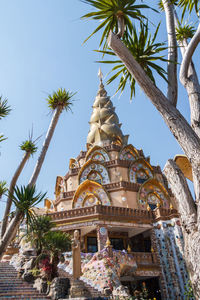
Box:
72, 230, 81, 280
59, 177, 67, 193
70, 230, 88, 298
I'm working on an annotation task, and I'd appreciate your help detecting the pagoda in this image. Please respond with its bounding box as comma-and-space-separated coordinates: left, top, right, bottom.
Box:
46, 71, 189, 299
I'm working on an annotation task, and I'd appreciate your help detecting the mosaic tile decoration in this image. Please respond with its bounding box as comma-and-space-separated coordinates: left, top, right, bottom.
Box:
59, 248, 137, 293
87, 149, 110, 162
119, 145, 138, 161
154, 219, 189, 300
73, 184, 111, 208
79, 162, 110, 185
129, 161, 153, 184
138, 180, 170, 209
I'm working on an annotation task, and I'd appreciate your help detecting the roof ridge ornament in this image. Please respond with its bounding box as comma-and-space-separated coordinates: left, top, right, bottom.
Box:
97, 68, 107, 97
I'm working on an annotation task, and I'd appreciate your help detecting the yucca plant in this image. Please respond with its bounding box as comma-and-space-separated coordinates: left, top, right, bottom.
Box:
37, 231, 71, 279
0, 97, 11, 120
26, 215, 55, 255
0, 185, 46, 260
176, 23, 195, 42
81, 0, 155, 49
1, 135, 38, 238
96, 22, 168, 100
29, 88, 76, 187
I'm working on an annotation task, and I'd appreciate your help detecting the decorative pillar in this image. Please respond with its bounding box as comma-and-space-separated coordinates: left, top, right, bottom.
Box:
97, 226, 108, 251
150, 228, 168, 300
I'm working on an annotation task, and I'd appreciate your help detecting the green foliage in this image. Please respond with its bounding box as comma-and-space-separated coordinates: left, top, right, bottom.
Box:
96, 22, 167, 100
0, 181, 7, 198
157, 0, 178, 11
42, 231, 71, 254
20, 140, 37, 154
47, 88, 75, 111
178, 0, 200, 18
184, 280, 195, 300
0, 97, 11, 120
27, 215, 55, 253
31, 268, 40, 277
12, 185, 46, 224
81, 0, 155, 49
176, 23, 195, 41
0, 134, 7, 143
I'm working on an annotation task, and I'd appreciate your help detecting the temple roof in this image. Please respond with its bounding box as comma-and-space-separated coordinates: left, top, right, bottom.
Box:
87, 69, 128, 147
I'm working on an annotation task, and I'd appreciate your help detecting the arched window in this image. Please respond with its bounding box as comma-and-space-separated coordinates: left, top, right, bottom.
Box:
119, 145, 139, 161
138, 179, 170, 209
87, 170, 102, 184
129, 159, 153, 184
79, 161, 110, 185
86, 146, 110, 162
72, 180, 111, 208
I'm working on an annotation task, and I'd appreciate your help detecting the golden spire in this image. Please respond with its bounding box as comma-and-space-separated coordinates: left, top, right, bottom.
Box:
87, 69, 128, 147
106, 236, 111, 247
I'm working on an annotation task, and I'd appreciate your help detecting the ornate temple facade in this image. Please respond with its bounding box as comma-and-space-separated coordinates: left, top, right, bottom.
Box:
46, 74, 189, 299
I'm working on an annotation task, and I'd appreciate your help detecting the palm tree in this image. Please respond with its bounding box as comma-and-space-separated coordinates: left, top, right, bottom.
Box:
96, 22, 168, 100
26, 215, 55, 255
0, 185, 46, 260
1, 138, 37, 238
81, 0, 154, 48
40, 231, 71, 279
29, 88, 75, 187
0, 181, 7, 198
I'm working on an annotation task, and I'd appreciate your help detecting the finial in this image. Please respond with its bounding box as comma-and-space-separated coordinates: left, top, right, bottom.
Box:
147, 205, 151, 211
98, 67, 103, 84
127, 244, 131, 253
106, 236, 111, 247
170, 203, 173, 210
156, 202, 161, 208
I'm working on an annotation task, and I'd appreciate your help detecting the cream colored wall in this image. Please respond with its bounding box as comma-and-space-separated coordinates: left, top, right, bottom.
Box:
109, 166, 129, 182
66, 175, 79, 191
57, 200, 72, 211
110, 190, 138, 209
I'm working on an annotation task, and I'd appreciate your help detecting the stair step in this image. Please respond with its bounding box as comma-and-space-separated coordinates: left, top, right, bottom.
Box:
0, 262, 50, 299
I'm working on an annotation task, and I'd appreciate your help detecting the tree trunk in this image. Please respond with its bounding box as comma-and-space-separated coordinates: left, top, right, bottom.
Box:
1, 152, 31, 238
164, 160, 200, 299
108, 32, 200, 166
162, 0, 177, 106
0, 210, 22, 260
29, 106, 62, 187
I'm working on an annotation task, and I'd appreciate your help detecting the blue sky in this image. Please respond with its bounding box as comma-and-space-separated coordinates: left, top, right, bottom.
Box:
0, 1, 197, 219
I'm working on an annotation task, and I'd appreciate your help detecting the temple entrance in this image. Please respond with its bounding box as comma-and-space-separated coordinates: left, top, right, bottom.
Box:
121, 277, 162, 299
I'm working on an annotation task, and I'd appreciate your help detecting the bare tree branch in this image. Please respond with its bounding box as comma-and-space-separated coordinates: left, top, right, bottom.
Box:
162, 0, 177, 106
180, 23, 200, 86
164, 159, 196, 231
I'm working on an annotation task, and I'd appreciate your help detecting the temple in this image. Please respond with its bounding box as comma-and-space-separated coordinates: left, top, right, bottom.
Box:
45, 71, 189, 299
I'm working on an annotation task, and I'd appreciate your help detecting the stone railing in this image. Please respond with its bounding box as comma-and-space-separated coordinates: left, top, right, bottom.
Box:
131, 252, 158, 265
48, 205, 153, 222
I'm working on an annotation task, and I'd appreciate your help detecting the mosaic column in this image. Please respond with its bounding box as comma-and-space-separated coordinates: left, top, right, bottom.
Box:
151, 228, 168, 300
153, 219, 189, 300
97, 226, 108, 251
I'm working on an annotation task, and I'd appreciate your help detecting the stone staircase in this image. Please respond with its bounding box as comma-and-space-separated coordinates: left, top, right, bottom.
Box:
0, 262, 51, 300
58, 268, 108, 299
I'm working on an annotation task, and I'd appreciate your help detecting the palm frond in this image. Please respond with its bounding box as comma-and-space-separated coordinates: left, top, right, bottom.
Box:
0, 181, 7, 198
47, 88, 76, 112
81, 0, 155, 48
96, 22, 167, 100
0, 97, 11, 119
